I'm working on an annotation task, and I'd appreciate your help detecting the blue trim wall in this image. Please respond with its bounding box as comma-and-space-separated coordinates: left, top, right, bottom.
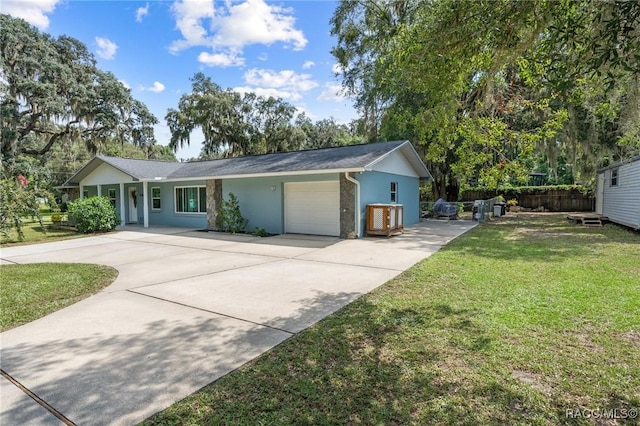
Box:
223, 173, 340, 234
356, 171, 420, 234
85, 171, 418, 235
143, 181, 208, 228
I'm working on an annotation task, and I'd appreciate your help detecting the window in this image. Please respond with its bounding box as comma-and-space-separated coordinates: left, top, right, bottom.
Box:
610, 168, 619, 187
151, 187, 161, 210
83, 189, 89, 199
390, 182, 398, 203
107, 189, 116, 208
175, 186, 206, 213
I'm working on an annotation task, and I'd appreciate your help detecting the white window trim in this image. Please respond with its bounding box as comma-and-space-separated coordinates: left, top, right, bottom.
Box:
107, 189, 117, 207
610, 168, 619, 187
174, 185, 206, 214
151, 187, 161, 211
390, 181, 398, 203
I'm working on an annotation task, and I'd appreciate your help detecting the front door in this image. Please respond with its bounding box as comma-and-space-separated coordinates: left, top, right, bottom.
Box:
129, 187, 138, 223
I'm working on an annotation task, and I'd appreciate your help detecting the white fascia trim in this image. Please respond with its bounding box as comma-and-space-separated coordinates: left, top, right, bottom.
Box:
364, 141, 432, 180
363, 141, 408, 171
140, 167, 366, 183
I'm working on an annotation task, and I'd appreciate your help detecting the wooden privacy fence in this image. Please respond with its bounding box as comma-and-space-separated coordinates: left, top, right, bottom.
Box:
461, 189, 595, 212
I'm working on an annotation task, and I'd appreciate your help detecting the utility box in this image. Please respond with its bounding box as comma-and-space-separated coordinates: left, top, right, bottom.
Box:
366, 204, 404, 237
473, 200, 487, 222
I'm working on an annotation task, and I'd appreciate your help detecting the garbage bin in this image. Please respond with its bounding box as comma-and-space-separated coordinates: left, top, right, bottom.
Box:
493, 204, 503, 217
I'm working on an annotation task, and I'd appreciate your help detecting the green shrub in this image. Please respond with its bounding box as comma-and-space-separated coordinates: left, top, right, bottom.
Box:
67, 197, 119, 234
215, 192, 247, 233
251, 227, 269, 237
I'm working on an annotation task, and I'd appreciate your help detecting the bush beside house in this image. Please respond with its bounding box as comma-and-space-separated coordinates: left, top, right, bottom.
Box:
67, 197, 119, 234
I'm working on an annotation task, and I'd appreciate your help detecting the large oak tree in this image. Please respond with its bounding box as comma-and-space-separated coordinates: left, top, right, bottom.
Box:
0, 14, 158, 165
331, 0, 640, 199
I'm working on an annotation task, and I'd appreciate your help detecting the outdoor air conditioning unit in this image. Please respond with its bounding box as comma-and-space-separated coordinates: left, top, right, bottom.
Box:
366, 204, 404, 237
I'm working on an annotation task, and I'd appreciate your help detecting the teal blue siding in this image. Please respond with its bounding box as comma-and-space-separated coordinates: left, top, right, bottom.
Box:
223, 173, 340, 234
146, 181, 208, 228
101, 184, 121, 220
356, 171, 420, 233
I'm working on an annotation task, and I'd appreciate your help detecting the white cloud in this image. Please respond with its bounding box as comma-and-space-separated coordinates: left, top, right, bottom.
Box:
169, 0, 307, 67
119, 80, 131, 90
302, 60, 315, 70
244, 69, 318, 92
235, 86, 298, 101
211, 0, 307, 51
198, 51, 245, 67
1, 0, 60, 29
332, 63, 344, 75
169, 0, 215, 53
141, 81, 166, 93
237, 69, 318, 102
95, 37, 118, 60
318, 83, 347, 102
136, 3, 150, 23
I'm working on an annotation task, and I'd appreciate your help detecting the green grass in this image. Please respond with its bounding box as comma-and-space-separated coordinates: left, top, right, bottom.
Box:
0, 208, 81, 246
142, 214, 640, 425
0, 263, 118, 331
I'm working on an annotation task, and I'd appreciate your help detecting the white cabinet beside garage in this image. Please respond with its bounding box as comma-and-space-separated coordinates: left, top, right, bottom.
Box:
284, 181, 340, 236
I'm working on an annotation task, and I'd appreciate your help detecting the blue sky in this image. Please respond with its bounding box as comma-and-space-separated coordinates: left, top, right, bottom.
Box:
1, 0, 358, 160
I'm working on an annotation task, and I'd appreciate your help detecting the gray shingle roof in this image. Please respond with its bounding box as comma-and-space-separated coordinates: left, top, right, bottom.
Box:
96, 156, 184, 179
64, 140, 431, 185
170, 140, 411, 179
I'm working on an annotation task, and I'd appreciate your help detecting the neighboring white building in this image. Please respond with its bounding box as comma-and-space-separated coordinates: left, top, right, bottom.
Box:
596, 155, 640, 230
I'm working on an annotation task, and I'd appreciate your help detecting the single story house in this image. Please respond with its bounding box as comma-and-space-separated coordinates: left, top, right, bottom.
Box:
62, 140, 433, 238
596, 155, 640, 230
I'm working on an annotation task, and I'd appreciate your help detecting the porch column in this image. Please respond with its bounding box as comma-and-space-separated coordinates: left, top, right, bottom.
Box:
97, 185, 102, 197
119, 183, 126, 226
79, 186, 84, 199
142, 181, 149, 228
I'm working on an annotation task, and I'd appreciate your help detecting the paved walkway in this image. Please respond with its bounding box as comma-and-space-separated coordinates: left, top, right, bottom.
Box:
0, 219, 476, 425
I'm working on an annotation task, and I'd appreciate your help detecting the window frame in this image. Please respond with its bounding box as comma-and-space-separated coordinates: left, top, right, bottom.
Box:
174, 186, 207, 214
390, 181, 398, 203
610, 168, 619, 187
107, 188, 116, 208
151, 187, 161, 211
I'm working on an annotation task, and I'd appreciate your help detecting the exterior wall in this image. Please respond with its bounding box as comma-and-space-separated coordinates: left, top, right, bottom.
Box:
80, 163, 132, 185
222, 173, 340, 234
83, 186, 98, 198
100, 184, 121, 221
357, 171, 420, 234
144, 181, 208, 228
370, 151, 420, 177
600, 160, 640, 229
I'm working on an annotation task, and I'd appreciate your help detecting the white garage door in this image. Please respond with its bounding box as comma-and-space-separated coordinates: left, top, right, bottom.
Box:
284, 181, 340, 236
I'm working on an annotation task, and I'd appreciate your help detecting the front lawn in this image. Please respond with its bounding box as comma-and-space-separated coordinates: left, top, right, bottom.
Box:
0, 263, 118, 331
0, 209, 80, 246
143, 214, 640, 425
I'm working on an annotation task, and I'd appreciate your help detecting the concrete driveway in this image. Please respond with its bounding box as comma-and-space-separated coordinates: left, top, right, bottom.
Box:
0, 220, 475, 425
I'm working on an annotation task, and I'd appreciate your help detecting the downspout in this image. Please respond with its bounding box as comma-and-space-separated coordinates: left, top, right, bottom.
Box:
344, 172, 360, 238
